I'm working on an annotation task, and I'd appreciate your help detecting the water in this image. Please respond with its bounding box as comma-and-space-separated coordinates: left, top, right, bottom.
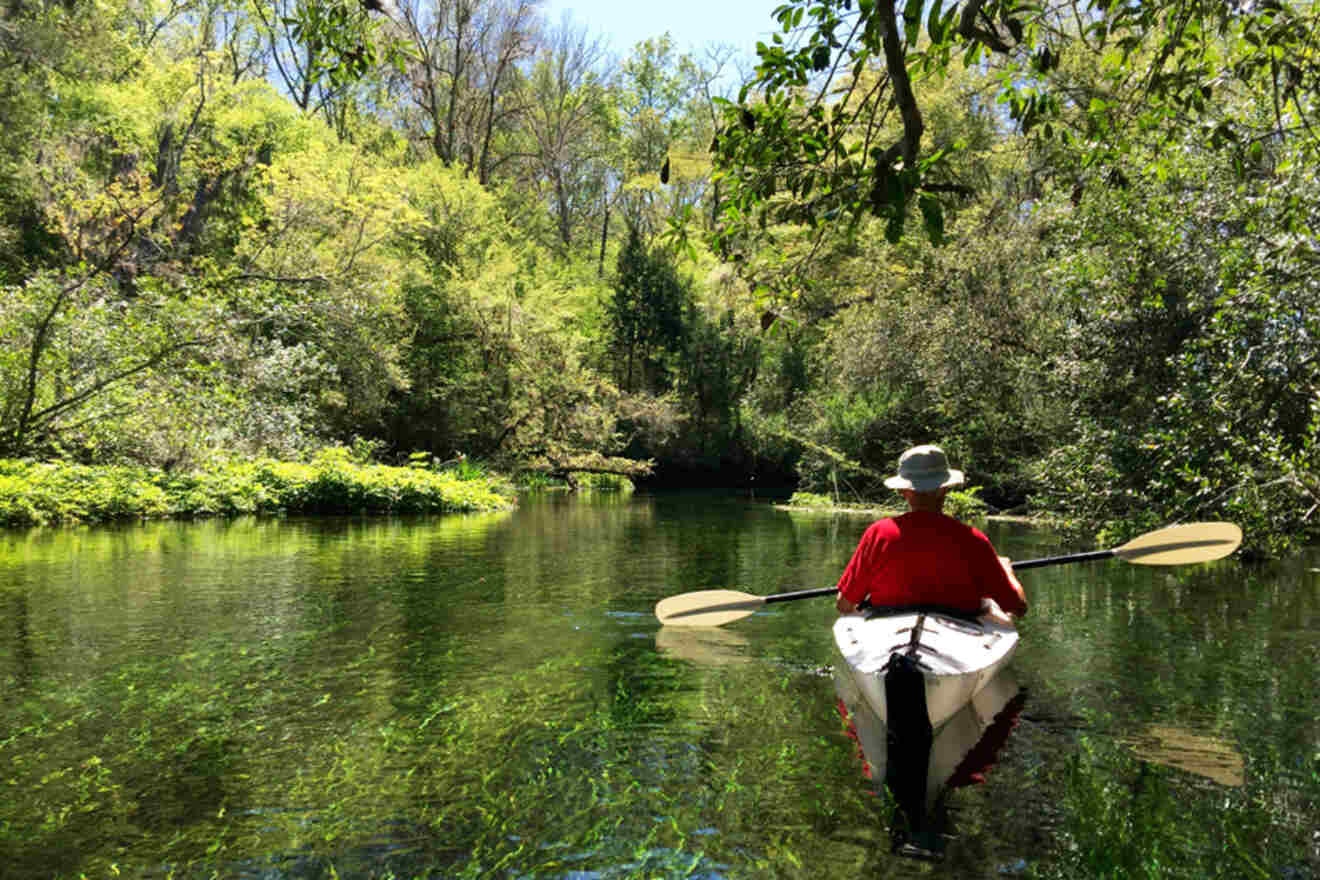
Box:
0, 492, 1316, 879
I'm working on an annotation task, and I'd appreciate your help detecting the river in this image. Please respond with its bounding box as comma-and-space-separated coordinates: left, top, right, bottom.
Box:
1, 491, 1316, 879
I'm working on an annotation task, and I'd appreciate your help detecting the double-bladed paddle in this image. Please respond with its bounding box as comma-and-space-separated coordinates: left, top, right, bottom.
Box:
654, 521, 1242, 627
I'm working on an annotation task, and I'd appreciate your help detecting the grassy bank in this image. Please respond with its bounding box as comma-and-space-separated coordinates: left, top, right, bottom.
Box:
0, 449, 516, 527
779, 488, 993, 521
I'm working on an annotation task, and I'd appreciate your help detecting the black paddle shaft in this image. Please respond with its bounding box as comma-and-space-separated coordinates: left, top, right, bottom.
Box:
1009, 549, 1115, 570
764, 586, 837, 604
766, 549, 1117, 604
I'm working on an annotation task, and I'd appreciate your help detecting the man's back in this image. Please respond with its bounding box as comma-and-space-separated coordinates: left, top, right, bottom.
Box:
835, 511, 1028, 616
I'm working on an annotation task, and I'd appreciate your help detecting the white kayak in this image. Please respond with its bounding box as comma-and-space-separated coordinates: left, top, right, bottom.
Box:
837, 663, 1023, 859
837, 666, 1022, 808
832, 605, 1019, 733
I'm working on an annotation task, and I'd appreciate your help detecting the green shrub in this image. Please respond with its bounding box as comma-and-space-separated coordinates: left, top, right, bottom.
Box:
573, 472, 634, 491
787, 491, 837, 508
513, 470, 558, 490
944, 486, 990, 521
0, 452, 516, 527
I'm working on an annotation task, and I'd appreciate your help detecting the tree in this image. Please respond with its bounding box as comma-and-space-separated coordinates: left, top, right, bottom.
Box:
491, 330, 655, 488
711, 0, 1320, 254
0, 0, 132, 281
607, 227, 689, 394
383, 157, 652, 483
674, 305, 761, 467
0, 29, 422, 463
518, 14, 615, 251
611, 35, 711, 241
251, 0, 375, 118
391, 0, 541, 183
1032, 126, 1320, 553
0, 272, 208, 459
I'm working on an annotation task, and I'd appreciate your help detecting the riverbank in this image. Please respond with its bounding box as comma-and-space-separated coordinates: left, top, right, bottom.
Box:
777, 488, 1048, 520
0, 449, 517, 527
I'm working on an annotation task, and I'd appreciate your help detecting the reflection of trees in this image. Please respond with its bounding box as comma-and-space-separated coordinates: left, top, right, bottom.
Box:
6, 589, 35, 690
1024, 559, 1318, 732
1014, 554, 1320, 875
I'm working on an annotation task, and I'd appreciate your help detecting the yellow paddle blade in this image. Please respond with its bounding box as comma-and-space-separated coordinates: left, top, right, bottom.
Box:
654, 589, 767, 627
1113, 521, 1242, 565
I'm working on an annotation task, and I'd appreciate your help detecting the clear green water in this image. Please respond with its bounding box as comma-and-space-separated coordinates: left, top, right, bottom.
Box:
0, 492, 1316, 879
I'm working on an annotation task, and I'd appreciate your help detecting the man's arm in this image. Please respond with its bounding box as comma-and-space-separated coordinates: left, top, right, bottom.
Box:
835, 521, 887, 614
993, 555, 1028, 617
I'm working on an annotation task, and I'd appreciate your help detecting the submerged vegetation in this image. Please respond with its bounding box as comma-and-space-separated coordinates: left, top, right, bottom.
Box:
1, 500, 1315, 879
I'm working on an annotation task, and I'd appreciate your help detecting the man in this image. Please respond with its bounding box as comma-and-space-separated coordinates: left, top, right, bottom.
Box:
834, 444, 1028, 619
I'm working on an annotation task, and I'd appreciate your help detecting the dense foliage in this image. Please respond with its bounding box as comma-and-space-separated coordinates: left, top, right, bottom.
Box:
0, 449, 513, 526
1, 0, 1318, 554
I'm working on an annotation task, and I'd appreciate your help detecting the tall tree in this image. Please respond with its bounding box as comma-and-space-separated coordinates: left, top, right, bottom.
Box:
391, 0, 541, 183
519, 14, 615, 251
614, 35, 700, 238
607, 226, 689, 393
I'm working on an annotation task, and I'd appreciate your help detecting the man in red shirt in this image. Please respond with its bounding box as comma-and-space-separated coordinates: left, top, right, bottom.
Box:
834, 444, 1028, 619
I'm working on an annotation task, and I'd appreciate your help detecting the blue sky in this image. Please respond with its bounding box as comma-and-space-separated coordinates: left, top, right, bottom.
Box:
539, 0, 786, 62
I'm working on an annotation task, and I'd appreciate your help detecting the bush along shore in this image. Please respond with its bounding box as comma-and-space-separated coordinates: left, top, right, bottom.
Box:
0, 449, 517, 528
780, 487, 994, 521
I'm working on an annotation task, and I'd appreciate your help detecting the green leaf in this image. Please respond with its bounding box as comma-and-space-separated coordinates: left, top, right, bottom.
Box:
904, 4, 921, 46
927, 0, 946, 43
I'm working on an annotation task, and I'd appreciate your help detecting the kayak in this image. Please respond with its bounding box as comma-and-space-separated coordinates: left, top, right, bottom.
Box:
833, 605, 1022, 858
832, 605, 1019, 734
836, 665, 1024, 859
836, 666, 1023, 807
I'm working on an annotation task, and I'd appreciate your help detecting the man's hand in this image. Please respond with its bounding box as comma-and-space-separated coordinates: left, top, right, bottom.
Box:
836, 593, 859, 614
979, 597, 1014, 626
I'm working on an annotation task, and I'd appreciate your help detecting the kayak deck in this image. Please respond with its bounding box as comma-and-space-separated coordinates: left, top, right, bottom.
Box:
833, 607, 1018, 731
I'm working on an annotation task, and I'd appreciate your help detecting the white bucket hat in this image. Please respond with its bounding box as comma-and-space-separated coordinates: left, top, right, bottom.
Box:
883, 444, 965, 492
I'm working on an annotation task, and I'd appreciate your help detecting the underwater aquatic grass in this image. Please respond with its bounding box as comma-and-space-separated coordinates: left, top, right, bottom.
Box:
0, 616, 878, 879
1022, 735, 1315, 880
4, 498, 1317, 880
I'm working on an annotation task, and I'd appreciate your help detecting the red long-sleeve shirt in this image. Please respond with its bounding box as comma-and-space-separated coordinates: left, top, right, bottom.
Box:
835, 511, 1028, 616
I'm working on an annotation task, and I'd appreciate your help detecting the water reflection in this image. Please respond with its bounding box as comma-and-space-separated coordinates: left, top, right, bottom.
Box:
6, 588, 35, 691
836, 668, 1024, 860
1124, 724, 1245, 787
655, 626, 753, 667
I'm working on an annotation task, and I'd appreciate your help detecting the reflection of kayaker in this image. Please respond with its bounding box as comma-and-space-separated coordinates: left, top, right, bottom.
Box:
836, 667, 1026, 859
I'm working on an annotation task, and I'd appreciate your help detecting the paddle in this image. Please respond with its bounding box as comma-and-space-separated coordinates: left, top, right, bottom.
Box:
654, 521, 1242, 627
